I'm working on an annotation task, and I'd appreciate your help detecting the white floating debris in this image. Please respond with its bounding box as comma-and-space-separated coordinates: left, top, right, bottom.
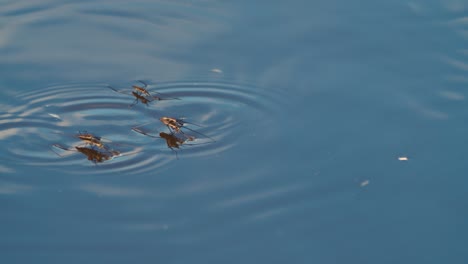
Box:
398, 156, 409, 161
48, 113, 61, 120
211, 68, 223, 73
360, 180, 369, 187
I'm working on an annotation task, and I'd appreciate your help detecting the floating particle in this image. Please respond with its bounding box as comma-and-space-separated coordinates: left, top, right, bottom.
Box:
211, 68, 223, 73
360, 180, 369, 187
398, 157, 409, 161
48, 113, 61, 120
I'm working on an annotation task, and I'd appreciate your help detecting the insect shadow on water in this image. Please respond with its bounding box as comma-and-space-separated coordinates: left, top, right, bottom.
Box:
132, 116, 216, 159
107, 80, 180, 107
51, 144, 121, 164
51, 131, 137, 164
131, 128, 187, 159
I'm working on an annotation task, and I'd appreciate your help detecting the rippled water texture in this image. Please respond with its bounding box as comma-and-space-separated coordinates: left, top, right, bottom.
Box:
0, 80, 280, 174
2, 1, 468, 264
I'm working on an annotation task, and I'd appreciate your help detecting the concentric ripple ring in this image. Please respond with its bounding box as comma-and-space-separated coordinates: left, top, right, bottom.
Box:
0, 80, 280, 175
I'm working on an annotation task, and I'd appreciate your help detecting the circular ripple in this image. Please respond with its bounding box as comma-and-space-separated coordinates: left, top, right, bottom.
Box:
0, 80, 280, 175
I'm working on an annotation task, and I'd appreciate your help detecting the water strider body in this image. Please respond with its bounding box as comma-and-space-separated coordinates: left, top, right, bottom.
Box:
159, 116, 215, 142
159, 116, 186, 133
108, 80, 180, 107
75, 131, 107, 149
132, 82, 152, 97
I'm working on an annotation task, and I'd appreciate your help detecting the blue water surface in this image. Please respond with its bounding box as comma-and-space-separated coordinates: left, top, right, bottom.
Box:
1, 0, 468, 263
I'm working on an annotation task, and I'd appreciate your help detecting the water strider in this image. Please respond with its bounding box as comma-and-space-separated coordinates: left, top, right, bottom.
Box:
52, 130, 114, 150
131, 81, 153, 97
75, 131, 108, 149
107, 80, 180, 107
159, 116, 216, 142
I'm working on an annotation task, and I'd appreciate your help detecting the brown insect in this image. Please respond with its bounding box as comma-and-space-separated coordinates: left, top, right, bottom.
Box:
52, 130, 111, 150
132, 81, 152, 97
75, 131, 107, 149
159, 116, 215, 142
51, 144, 120, 164
108, 80, 180, 107
159, 116, 186, 133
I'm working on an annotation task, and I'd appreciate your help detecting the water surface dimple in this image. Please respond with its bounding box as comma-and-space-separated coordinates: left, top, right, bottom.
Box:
0, 80, 279, 175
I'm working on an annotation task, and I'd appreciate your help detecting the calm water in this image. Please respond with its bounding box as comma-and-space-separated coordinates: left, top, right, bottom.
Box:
1, 1, 468, 263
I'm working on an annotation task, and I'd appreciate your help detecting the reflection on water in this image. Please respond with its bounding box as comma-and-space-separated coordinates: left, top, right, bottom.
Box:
0, 180, 32, 194
0, 1, 229, 83
3, 0, 468, 263
0, 80, 278, 174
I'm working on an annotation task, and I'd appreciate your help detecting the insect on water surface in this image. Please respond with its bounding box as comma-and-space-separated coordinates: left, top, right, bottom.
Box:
52, 130, 110, 150
159, 116, 216, 142
132, 82, 153, 97
108, 80, 180, 107
50, 130, 137, 164
75, 131, 108, 149
132, 116, 216, 158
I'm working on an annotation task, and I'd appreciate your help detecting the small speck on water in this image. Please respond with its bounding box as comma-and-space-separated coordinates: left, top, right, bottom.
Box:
398, 156, 408, 161
48, 113, 61, 120
211, 68, 223, 73
360, 180, 369, 187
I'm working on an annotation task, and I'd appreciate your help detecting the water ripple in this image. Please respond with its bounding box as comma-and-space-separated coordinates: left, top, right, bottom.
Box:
0, 80, 278, 175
